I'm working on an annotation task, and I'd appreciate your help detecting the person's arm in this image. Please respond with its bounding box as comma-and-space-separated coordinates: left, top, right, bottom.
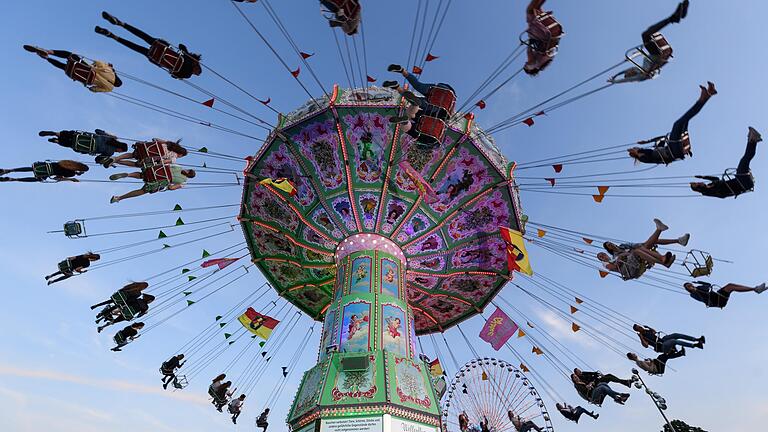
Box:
695, 175, 720, 182
74, 266, 87, 274
637, 136, 665, 145
168, 184, 183, 190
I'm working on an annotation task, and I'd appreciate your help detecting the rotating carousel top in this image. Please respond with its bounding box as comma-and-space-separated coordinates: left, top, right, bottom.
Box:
239, 85, 524, 334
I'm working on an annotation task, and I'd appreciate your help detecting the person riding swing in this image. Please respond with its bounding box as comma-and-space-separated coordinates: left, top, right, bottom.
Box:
107, 139, 187, 168
44, 252, 100, 285
319, 0, 361, 35
96, 293, 155, 333
160, 354, 186, 390
227, 394, 246, 424
23, 45, 122, 92
0, 160, 89, 184
38, 129, 129, 165
523, 0, 565, 76
690, 127, 762, 198
111, 322, 144, 351
108, 163, 195, 203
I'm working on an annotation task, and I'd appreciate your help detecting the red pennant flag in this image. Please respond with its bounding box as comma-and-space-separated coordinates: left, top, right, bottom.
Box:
572, 323, 581, 333
592, 195, 605, 203
291, 67, 301, 78
476, 100, 487, 109
597, 186, 610, 196
582, 238, 593, 245
258, 97, 271, 105
300, 52, 314, 59
201, 258, 239, 270
545, 178, 556, 187
532, 346, 544, 355
202, 98, 215, 108
520, 363, 530, 372
575, 297, 584, 304
366, 75, 376, 83
425, 53, 439, 62
599, 270, 609, 278
463, 113, 473, 120
552, 164, 563, 173
522, 117, 535, 127
412, 66, 423, 75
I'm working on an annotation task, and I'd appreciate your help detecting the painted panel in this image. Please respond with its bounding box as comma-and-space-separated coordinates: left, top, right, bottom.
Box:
339, 301, 371, 353
381, 304, 407, 356
379, 258, 400, 298
350, 256, 373, 294
319, 309, 337, 362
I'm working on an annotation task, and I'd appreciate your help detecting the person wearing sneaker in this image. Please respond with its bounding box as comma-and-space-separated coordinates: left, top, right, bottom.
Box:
627, 349, 686, 376
160, 354, 185, 390
628, 81, 716, 165
109, 165, 195, 204
691, 127, 762, 198
227, 394, 246, 424
319, 0, 361, 36
633, 324, 705, 354
22, 45, 121, 92
574, 368, 634, 389
684, 280, 767, 309
95, 11, 202, 80
0, 160, 89, 183
610, 1, 689, 84
571, 373, 629, 406
39, 129, 129, 164
111, 322, 144, 352
523, 0, 564, 76
508, 411, 544, 432
556, 403, 599, 423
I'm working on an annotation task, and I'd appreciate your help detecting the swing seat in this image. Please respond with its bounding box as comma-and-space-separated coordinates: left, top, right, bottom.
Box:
63, 220, 86, 238
32, 161, 54, 180
57, 258, 74, 274
625, 33, 672, 77
323, 0, 361, 21
148, 41, 184, 74
208, 385, 228, 404
65, 58, 96, 86
722, 168, 755, 197
521, 12, 563, 55
113, 332, 127, 347
426, 86, 456, 116
173, 375, 188, 389
414, 115, 447, 147
73, 132, 97, 154
534, 11, 564, 41
111, 290, 140, 321
683, 250, 714, 278
141, 163, 173, 193
134, 140, 175, 166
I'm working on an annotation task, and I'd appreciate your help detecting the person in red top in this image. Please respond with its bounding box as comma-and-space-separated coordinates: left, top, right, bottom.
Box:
524, 0, 564, 76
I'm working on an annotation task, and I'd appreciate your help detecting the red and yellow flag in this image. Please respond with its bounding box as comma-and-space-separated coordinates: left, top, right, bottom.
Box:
259, 178, 297, 196
499, 227, 533, 276
238, 307, 280, 340
428, 358, 444, 377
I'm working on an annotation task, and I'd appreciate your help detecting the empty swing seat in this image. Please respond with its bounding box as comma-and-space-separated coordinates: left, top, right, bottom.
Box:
684, 250, 714, 278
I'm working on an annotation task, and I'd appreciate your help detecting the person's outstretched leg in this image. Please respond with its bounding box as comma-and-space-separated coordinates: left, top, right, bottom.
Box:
720, 283, 761, 294
633, 248, 666, 265
641, 1, 688, 50
111, 188, 147, 203
598, 374, 632, 388
95, 27, 150, 56
102, 12, 158, 45
49, 50, 75, 59
47, 274, 72, 285
90, 299, 113, 310
403, 72, 433, 96
5, 167, 34, 173
736, 127, 762, 175
669, 83, 716, 142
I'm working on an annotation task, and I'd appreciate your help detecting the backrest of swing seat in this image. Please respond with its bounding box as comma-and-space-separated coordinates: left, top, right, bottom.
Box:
148, 41, 183, 73
134, 141, 167, 160
64, 221, 83, 237
336, 0, 360, 18
32, 162, 53, 178
650, 33, 673, 59
73, 133, 97, 154
111, 291, 138, 320
426, 86, 457, 114
65, 59, 95, 85
535, 12, 564, 39
416, 115, 447, 143
141, 163, 173, 183
57, 259, 73, 273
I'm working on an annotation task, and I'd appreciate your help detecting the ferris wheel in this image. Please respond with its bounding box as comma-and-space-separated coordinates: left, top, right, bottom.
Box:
442, 358, 554, 432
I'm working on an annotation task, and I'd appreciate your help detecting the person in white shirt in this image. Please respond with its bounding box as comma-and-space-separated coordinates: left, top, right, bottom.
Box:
228, 394, 246, 424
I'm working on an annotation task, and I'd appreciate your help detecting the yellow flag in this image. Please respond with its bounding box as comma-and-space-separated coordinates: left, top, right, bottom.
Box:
499, 227, 533, 276
259, 178, 297, 196
537, 229, 546, 238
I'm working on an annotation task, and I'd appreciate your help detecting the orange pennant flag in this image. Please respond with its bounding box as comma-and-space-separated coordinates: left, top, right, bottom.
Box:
202, 98, 215, 108
537, 229, 546, 238
291, 67, 301, 78
592, 195, 605, 203
570, 306, 578, 314
582, 238, 593, 245
532, 347, 544, 355
520, 363, 530, 372
366, 75, 376, 83
572, 323, 581, 333
575, 297, 584, 304
517, 329, 526, 338
599, 270, 609, 278
597, 186, 610, 196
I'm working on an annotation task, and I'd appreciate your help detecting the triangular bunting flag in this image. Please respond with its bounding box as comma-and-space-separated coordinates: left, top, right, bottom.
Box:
545, 178, 556, 187
215, 315, 223, 321
228, 341, 235, 345
597, 186, 610, 196
219, 322, 227, 328
282, 366, 288, 377
481, 371, 488, 381
522, 117, 535, 127
173, 204, 183, 211
599, 270, 609, 278
532, 347, 544, 355
163, 244, 171, 249
366, 75, 376, 83
592, 195, 605, 203
266, 357, 271, 362
425, 53, 439, 62
188, 276, 197, 281
202, 162, 207, 168
575, 248, 585, 254
183, 291, 192, 296
520, 363, 530, 372
186, 300, 195, 306
158, 230, 167, 239
552, 164, 563, 173
300, 52, 314, 59
224, 333, 232, 339
537, 229, 546, 238
182, 268, 190, 274
251, 335, 257, 339
475, 99, 486, 109
572, 323, 581, 333
202, 98, 215, 108
582, 238, 593, 245
412, 66, 423, 75
176, 218, 184, 226
201, 258, 239, 270
517, 329, 526, 338
575, 297, 584, 304
526, 322, 535, 329
261, 351, 267, 357
570, 306, 578, 314
198, 147, 208, 153
291, 67, 301, 78
258, 97, 271, 105
259, 341, 266, 347
202, 250, 211, 258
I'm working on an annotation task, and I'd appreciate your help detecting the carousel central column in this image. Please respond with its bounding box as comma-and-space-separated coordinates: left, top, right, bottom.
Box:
287, 234, 442, 432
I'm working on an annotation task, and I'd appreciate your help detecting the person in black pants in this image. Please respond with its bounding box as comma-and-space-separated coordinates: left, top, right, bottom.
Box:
628, 82, 717, 165
627, 349, 686, 376
0, 160, 89, 183
95, 11, 202, 79
691, 127, 762, 198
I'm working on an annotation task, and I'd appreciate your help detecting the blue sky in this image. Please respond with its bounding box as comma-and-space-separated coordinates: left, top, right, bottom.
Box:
1, 1, 766, 431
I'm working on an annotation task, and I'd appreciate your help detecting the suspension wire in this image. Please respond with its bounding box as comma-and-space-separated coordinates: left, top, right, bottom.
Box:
227, 301, 293, 383
360, 18, 371, 94
412, 0, 430, 72
405, 0, 423, 74
107, 92, 265, 142
486, 59, 628, 133
263, 323, 317, 409
182, 79, 275, 128
331, 27, 355, 91
261, 0, 332, 100
351, 35, 367, 94
230, 0, 322, 108
456, 44, 525, 115
516, 143, 643, 168
240, 311, 302, 395
84, 215, 234, 239
520, 188, 700, 199
143, 242, 246, 282
416, 0, 453, 72
65, 204, 239, 222
93, 221, 233, 255
185, 327, 248, 381
197, 60, 282, 116
342, 35, 359, 91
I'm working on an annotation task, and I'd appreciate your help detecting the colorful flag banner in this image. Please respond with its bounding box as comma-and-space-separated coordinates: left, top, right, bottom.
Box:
479, 307, 519, 351
238, 307, 280, 340
499, 227, 534, 276
201, 257, 239, 270
259, 177, 297, 196
399, 160, 439, 204
428, 358, 444, 377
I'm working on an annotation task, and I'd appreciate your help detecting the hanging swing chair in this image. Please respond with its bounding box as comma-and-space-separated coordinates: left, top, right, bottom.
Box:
683, 250, 714, 278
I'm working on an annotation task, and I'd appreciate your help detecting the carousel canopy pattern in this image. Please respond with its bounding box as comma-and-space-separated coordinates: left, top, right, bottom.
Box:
239, 86, 524, 334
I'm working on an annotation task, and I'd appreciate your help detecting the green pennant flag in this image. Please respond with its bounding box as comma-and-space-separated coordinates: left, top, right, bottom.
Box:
173, 204, 183, 211
202, 250, 211, 258
175, 218, 185, 226
228, 341, 235, 345
163, 244, 171, 249
251, 335, 257, 339
188, 275, 197, 281
219, 322, 227, 328
186, 300, 195, 306
224, 333, 233, 339
183, 291, 192, 296
181, 268, 190, 274
199, 147, 209, 153
215, 315, 223, 321
259, 341, 266, 347
158, 230, 167, 239
202, 162, 207, 168
261, 351, 267, 357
